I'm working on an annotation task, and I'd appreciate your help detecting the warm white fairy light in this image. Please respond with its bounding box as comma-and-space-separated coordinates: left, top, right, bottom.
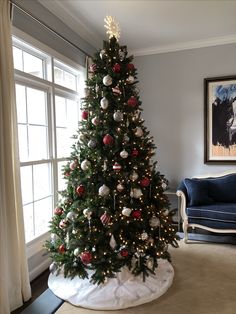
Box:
104, 16, 121, 40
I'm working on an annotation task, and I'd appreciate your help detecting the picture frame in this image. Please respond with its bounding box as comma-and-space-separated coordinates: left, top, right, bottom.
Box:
204, 75, 236, 163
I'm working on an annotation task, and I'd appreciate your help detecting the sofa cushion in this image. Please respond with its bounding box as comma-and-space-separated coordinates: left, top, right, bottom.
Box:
207, 174, 236, 203
184, 178, 214, 206
187, 203, 236, 229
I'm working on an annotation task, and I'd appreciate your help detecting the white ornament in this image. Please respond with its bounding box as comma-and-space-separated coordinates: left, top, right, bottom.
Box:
79, 134, 86, 142
130, 188, 143, 199
83, 208, 92, 218
66, 211, 77, 221
119, 49, 125, 61
74, 248, 80, 257
129, 172, 139, 181
100, 49, 106, 59
51, 233, 58, 244
84, 87, 90, 97
100, 97, 109, 109
81, 159, 91, 171
88, 139, 97, 148
99, 184, 110, 197
92, 117, 100, 125
163, 208, 169, 216
117, 183, 124, 192
126, 75, 135, 84
120, 150, 128, 159
109, 234, 117, 249
134, 127, 143, 137
49, 262, 57, 274
149, 216, 160, 227
113, 110, 123, 122
122, 207, 132, 217
103, 75, 112, 86
123, 134, 130, 142
141, 232, 148, 241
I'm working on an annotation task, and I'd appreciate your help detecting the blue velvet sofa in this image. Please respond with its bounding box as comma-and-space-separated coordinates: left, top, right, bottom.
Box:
176, 171, 236, 243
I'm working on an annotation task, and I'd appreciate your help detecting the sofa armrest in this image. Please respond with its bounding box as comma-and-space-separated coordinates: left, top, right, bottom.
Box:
176, 190, 188, 222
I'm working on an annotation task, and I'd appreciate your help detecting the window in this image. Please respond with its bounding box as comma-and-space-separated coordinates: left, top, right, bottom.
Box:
13, 36, 84, 244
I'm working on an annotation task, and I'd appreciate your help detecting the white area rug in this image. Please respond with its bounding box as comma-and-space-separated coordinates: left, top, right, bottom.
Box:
48, 259, 174, 310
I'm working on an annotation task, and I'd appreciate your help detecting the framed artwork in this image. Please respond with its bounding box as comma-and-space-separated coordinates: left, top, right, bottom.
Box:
204, 75, 236, 163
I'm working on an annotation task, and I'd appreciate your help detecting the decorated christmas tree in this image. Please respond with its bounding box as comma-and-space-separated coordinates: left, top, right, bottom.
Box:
46, 17, 178, 289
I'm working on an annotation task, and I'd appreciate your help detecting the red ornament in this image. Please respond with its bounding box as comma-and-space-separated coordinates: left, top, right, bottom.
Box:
140, 177, 150, 187
120, 248, 129, 257
113, 162, 122, 172
103, 134, 114, 146
70, 161, 77, 170
81, 111, 89, 120
89, 63, 97, 72
54, 207, 63, 215
113, 63, 121, 73
131, 148, 139, 157
59, 219, 68, 229
64, 171, 70, 177
127, 96, 138, 107
131, 210, 142, 219
127, 63, 135, 71
76, 184, 85, 196
58, 244, 66, 253
100, 212, 111, 225
81, 251, 92, 264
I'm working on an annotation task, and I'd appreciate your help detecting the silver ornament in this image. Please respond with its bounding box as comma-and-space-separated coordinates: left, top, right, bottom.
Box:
78, 134, 86, 142
103, 75, 112, 86
122, 207, 132, 217
141, 232, 148, 241
113, 110, 123, 122
134, 127, 143, 137
129, 172, 139, 181
100, 49, 106, 59
120, 150, 128, 159
163, 208, 169, 216
66, 211, 77, 221
49, 262, 57, 274
149, 216, 160, 227
88, 139, 97, 148
98, 184, 110, 197
119, 49, 125, 61
123, 134, 130, 142
83, 208, 92, 218
110, 234, 117, 249
84, 87, 90, 97
162, 182, 168, 190
81, 159, 91, 170
130, 188, 143, 199
50, 233, 58, 244
100, 97, 109, 109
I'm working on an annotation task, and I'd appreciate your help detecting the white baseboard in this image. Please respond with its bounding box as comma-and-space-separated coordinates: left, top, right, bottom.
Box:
29, 257, 51, 282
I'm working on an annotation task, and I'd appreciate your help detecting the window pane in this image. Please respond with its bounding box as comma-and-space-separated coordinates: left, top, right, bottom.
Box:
18, 124, 28, 162
33, 163, 51, 201
23, 51, 43, 78
28, 125, 48, 160
27, 87, 47, 125
54, 67, 63, 86
57, 161, 67, 191
56, 128, 70, 158
23, 203, 34, 243
16, 84, 27, 123
64, 71, 76, 90
67, 99, 79, 128
34, 197, 52, 237
55, 95, 66, 127
13, 46, 23, 71
20, 166, 33, 205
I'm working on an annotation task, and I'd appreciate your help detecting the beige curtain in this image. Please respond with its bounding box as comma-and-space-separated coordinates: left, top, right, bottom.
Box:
0, 1, 31, 313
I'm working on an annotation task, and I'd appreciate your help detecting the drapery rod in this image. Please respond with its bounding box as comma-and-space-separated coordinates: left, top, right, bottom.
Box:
10, 1, 92, 57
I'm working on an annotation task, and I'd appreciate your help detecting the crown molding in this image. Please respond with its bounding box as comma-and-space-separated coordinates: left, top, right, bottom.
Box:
131, 34, 236, 56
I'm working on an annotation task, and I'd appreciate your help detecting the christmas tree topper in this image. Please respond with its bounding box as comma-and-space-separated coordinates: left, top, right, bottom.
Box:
104, 16, 121, 41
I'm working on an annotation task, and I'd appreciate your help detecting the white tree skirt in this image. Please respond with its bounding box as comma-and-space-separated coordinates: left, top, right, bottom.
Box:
48, 259, 174, 310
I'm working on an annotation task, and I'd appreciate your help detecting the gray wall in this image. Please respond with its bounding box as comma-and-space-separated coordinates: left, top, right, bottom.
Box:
135, 44, 236, 188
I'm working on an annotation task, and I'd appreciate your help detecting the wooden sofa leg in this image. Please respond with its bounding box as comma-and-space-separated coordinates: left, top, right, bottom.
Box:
183, 219, 188, 243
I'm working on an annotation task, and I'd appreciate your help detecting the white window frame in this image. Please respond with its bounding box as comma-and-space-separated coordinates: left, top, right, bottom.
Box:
12, 27, 85, 265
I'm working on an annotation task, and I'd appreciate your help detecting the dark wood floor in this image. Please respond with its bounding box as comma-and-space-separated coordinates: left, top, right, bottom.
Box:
11, 269, 50, 314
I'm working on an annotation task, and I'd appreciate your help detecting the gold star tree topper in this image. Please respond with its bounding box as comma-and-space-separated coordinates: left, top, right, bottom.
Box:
104, 16, 121, 41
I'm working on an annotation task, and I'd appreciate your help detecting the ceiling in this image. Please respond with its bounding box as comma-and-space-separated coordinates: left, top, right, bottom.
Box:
38, 0, 236, 56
